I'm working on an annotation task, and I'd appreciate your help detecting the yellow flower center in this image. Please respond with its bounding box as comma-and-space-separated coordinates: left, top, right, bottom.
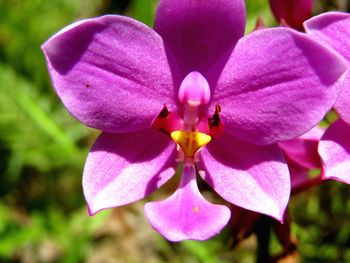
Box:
170, 130, 211, 158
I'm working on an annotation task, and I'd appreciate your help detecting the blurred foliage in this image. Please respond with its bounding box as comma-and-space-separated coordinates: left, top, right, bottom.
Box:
0, 0, 349, 262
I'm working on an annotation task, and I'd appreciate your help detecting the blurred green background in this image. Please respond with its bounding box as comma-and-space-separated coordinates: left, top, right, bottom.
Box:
0, 0, 350, 262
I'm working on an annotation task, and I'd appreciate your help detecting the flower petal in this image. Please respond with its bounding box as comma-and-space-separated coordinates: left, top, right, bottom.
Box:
83, 130, 176, 215
144, 164, 231, 242
278, 126, 323, 169
304, 12, 350, 124
334, 74, 350, 125
42, 15, 176, 133
213, 27, 347, 145
154, 0, 246, 86
279, 127, 324, 191
304, 12, 350, 61
285, 156, 311, 190
200, 133, 290, 221
318, 119, 350, 184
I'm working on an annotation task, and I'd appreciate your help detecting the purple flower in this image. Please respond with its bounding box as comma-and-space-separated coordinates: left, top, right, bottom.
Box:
42, 0, 347, 241
269, 0, 313, 30
305, 12, 350, 184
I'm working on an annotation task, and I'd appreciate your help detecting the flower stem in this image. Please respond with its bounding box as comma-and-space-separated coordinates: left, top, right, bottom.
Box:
256, 216, 271, 263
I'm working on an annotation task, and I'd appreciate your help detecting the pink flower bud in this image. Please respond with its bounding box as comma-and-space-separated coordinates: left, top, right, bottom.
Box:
178, 71, 211, 106
269, 0, 313, 30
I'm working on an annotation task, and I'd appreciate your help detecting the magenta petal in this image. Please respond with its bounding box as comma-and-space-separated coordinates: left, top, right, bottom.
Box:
304, 12, 350, 61
213, 28, 347, 145
334, 74, 350, 125
144, 164, 231, 242
304, 12, 350, 124
154, 0, 246, 85
279, 127, 324, 191
83, 130, 176, 215
286, 159, 311, 190
42, 15, 176, 133
278, 126, 323, 169
200, 133, 290, 221
318, 119, 350, 184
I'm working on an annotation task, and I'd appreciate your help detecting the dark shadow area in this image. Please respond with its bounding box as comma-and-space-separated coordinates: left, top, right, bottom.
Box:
99, 0, 131, 14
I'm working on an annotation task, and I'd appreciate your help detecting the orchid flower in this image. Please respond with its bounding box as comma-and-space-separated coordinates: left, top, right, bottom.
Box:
269, 0, 313, 30
42, 0, 347, 241
305, 12, 350, 184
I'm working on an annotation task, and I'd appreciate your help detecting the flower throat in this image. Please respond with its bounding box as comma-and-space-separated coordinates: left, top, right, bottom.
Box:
151, 71, 223, 164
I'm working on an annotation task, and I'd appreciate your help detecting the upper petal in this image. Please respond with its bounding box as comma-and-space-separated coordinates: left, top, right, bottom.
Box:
318, 119, 350, 184
200, 133, 290, 221
304, 13, 350, 124
213, 27, 347, 145
42, 15, 176, 133
83, 130, 176, 215
304, 12, 350, 62
144, 164, 230, 241
154, 0, 246, 86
